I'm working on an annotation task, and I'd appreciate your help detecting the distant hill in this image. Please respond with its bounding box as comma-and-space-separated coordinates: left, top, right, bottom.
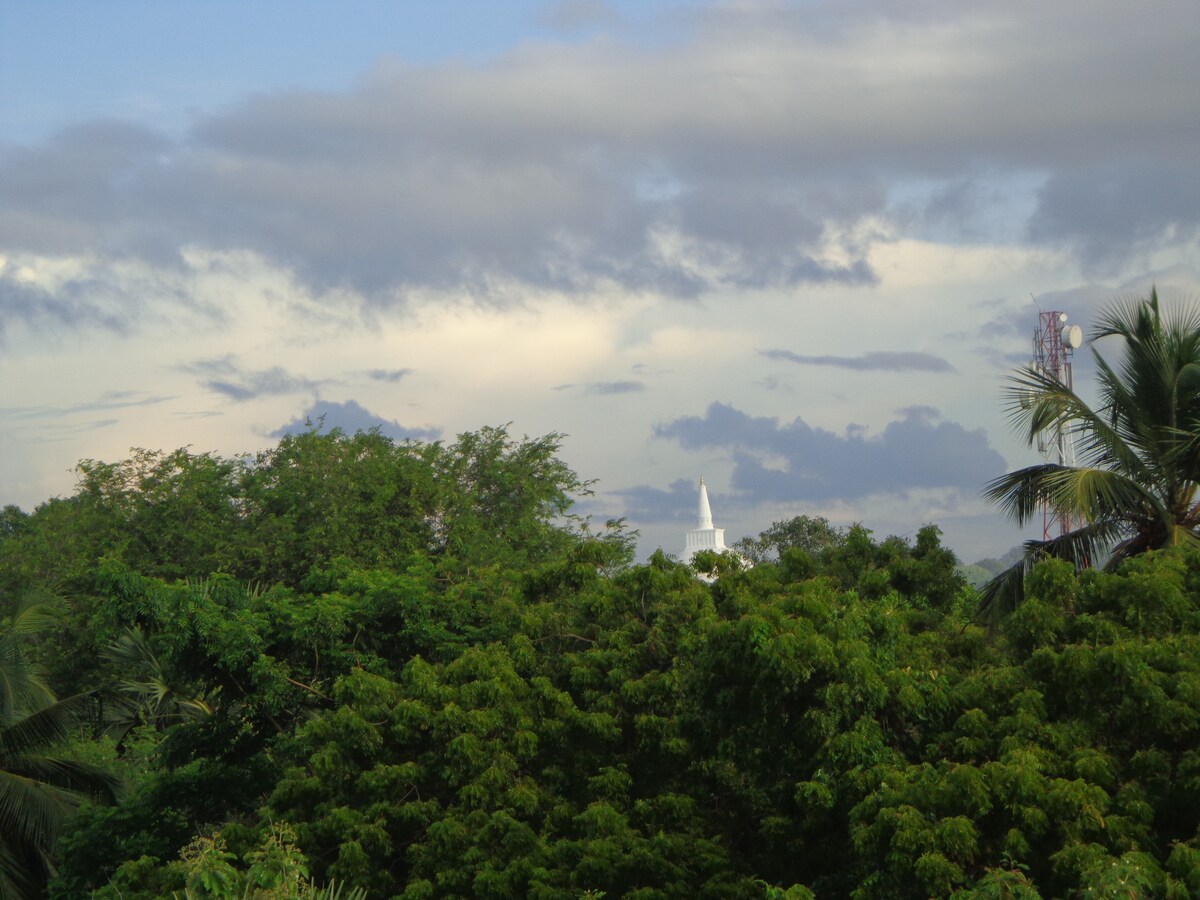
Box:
958, 544, 1026, 588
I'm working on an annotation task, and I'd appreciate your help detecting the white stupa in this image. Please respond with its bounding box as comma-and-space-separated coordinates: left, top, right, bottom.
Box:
680, 478, 731, 564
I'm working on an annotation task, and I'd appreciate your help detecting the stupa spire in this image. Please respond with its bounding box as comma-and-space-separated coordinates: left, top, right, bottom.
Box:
681, 477, 728, 565
697, 477, 713, 528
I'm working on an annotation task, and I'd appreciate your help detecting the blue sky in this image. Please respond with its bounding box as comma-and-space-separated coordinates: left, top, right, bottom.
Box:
2, 0, 1198, 562
1, 1, 676, 142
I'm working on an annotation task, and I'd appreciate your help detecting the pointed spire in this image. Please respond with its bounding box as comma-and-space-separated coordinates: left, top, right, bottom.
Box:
682, 476, 729, 569
697, 477, 713, 529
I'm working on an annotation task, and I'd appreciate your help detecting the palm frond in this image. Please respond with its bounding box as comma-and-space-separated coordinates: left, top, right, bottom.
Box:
1003, 362, 1151, 485
1041, 465, 1161, 527
1040, 520, 1121, 567
980, 463, 1151, 529
1002, 366, 1085, 445
977, 522, 1118, 622
0, 835, 46, 900
983, 464, 1066, 526
1168, 524, 1200, 549
978, 558, 1030, 623
0, 768, 70, 855
1086, 351, 1161, 478
0, 693, 102, 758
313, 879, 369, 899
0, 591, 62, 723
0, 697, 119, 895
1089, 289, 1157, 343
1094, 290, 1200, 449
102, 628, 214, 731
2, 756, 120, 801
1, 590, 62, 638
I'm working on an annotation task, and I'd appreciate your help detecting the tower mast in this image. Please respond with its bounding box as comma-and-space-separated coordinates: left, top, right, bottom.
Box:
1031, 310, 1082, 540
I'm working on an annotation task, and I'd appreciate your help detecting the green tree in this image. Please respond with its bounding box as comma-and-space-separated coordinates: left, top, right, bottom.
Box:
983, 289, 1200, 617
731, 515, 845, 565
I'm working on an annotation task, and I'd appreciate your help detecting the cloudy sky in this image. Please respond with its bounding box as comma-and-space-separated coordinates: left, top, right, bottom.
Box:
2, 0, 1198, 562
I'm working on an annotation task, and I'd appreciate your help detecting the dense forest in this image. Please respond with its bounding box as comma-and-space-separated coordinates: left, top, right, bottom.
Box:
0, 422, 1197, 898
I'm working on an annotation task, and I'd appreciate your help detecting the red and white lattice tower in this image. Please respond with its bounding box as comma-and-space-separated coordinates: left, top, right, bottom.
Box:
1032, 311, 1082, 540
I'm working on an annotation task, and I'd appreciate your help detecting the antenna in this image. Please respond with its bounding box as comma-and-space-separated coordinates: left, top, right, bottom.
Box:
1031, 308, 1082, 540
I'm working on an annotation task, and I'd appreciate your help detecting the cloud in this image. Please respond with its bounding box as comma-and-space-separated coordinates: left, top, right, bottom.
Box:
897, 405, 941, 422
269, 399, 441, 442
0, 391, 173, 420
537, 0, 621, 33
366, 368, 412, 383
650, 401, 1006, 504
0, 268, 134, 336
5, 0, 1193, 314
760, 348, 956, 372
1028, 166, 1200, 275
974, 276, 1200, 377
183, 357, 325, 401
616, 478, 706, 525
554, 380, 646, 395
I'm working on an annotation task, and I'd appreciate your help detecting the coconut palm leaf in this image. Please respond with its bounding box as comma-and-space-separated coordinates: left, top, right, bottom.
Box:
1003, 362, 1149, 481
0, 838, 44, 900
979, 521, 1119, 621
0, 592, 61, 723
984, 464, 1067, 523
2, 756, 120, 799
0, 607, 119, 898
101, 627, 214, 738
0, 694, 102, 759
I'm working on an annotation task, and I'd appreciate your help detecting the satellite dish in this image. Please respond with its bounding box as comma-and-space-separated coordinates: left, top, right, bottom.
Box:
1061, 324, 1083, 349
1059, 313, 1069, 323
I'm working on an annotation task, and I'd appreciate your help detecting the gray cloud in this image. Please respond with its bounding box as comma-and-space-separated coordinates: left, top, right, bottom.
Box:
976, 285, 1107, 353
897, 405, 940, 422
0, 268, 134, 336
761, 348, 955, 373
537, 0, 621, 33
366, 368, 413, 383
1028, 166, 1200, 275
975, 277, 1199, 378
650, 401, 1006, 504
183, 357, 325, 401
0, 391, 173, 420
1, 0, 1192, 314
588, 380, 644, 395
630, 362, 671, 376
616, 477, 710, 525
552, 380, 646, 395
270, 399, 441, 442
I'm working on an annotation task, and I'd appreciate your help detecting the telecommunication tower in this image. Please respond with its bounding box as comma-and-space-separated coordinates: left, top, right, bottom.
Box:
1031, 310, 1083, 540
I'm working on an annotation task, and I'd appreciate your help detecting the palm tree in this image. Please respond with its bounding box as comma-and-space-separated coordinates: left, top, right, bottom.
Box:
0, 593, 57, 724
981, 288, 1200, 618
0, 593, 119, 898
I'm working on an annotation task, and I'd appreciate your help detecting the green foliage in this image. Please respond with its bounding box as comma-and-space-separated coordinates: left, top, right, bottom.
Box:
5, 426, 1200, 897
732, 515, 845, 564
3, 425, 595, 601
86, 824, 367, 899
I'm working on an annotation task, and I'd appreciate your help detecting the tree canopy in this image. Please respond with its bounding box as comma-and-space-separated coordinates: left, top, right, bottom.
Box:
2, 424, 1200, 896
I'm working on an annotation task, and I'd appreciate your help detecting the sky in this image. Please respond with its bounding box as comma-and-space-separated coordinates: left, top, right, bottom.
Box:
1, 0, 1198, 564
